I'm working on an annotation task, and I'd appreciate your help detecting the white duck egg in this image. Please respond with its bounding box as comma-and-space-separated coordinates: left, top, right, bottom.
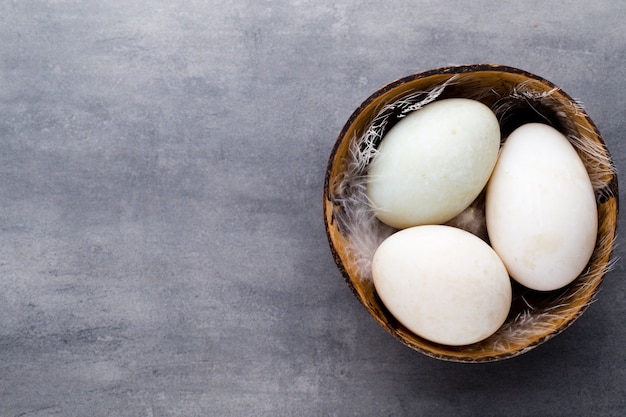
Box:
372, 225, 512, 346
367, 98, 500, 229
485, 123, 598, 291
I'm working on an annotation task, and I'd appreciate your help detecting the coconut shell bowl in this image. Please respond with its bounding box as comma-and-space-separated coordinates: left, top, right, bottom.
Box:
323, 64, 619, 362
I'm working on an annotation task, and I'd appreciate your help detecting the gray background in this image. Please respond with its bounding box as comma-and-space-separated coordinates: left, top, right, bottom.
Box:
0, 1, 624, 416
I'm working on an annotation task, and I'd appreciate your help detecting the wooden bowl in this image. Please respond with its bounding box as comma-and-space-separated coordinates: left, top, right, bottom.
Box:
323, 64, 619, 362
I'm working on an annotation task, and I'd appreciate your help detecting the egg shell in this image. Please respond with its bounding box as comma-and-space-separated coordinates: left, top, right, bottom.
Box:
372, 225, 512, 346
486, 123, 598, 291
366, 98, 500, 229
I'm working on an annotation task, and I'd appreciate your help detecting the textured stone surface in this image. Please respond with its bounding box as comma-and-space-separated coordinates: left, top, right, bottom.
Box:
0, 1, 624, 416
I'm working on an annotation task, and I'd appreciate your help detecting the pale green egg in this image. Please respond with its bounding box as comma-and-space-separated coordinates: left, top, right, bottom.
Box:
367, 98, 500, 229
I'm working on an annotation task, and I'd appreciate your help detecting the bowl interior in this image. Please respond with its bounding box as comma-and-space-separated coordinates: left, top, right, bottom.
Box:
323, 64, 618, 362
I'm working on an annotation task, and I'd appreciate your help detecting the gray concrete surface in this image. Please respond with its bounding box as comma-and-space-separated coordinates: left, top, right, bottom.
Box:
0, 1, 625, 416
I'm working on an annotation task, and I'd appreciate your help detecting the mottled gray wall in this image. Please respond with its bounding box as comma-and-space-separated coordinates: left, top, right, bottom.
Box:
0, 1, 624, 416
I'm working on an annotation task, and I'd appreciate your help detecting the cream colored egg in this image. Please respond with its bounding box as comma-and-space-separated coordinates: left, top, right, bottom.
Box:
367, 98, 500, 229
486, 123, 598, 291
372, 225, 511, 346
